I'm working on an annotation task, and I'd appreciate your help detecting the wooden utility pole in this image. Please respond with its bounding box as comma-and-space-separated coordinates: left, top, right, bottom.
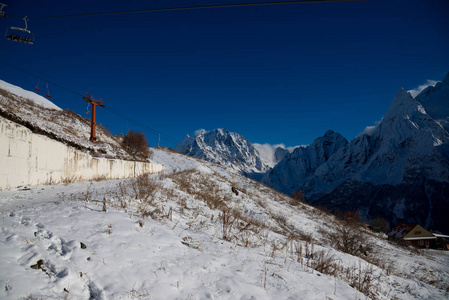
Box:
83, 93, 105, 143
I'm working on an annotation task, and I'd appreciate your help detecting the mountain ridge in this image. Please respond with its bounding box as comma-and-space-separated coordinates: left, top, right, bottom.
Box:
175, 128, 272, 174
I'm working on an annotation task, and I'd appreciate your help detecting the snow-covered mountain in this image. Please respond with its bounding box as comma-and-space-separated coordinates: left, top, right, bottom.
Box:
263, 73, 449, 233
175, 128, 272, 174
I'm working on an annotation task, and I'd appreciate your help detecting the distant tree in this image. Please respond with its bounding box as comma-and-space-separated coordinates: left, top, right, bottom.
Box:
370, 217, 390, 233
122, 130, 150, 159
290, 190, 305, 206
343, 211, 363, 226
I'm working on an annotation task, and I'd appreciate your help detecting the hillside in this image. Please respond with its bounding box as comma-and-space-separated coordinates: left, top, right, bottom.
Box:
1, 148, 448, 299
0, 83, 132, 160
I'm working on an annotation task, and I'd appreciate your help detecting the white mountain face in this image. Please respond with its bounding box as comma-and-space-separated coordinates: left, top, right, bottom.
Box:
174, 128, 271, 174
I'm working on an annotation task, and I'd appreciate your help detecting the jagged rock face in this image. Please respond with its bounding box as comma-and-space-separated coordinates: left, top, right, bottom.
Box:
175, 128, 270, 174
263, 73, 449, 233
261, 130, 348, 195
415, 72, 449, 132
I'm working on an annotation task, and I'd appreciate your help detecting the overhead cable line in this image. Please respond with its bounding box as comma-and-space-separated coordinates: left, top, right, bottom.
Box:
0, 59, 178, 145
27, 0, 367, 19
104, 106, 179, 145
0, 59, 84, 97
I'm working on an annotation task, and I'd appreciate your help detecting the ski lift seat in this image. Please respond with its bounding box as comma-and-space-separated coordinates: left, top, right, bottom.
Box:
5, 17, 35, 45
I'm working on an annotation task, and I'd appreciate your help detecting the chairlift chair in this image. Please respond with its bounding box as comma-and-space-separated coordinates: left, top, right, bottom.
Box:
34, 79, 41, 91
5, 17, 35, 45
45, 82, 51, 98
0, 3, 7, 18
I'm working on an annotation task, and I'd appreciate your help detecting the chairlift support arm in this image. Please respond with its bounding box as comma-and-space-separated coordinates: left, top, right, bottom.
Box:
83, 93, 105, 142
0, 3, 7, 17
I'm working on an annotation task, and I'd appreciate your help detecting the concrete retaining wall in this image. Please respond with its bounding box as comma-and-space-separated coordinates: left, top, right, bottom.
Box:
0, 116, 163, 189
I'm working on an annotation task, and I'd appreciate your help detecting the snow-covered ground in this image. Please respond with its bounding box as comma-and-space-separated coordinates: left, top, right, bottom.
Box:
0, 80, 61, 110
1, 148, 448, 299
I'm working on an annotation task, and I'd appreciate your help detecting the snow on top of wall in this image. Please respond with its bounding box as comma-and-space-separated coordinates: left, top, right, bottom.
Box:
0, 79, 61, 110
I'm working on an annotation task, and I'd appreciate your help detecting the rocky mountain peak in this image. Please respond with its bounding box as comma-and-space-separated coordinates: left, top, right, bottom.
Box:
175, 129, 270, 174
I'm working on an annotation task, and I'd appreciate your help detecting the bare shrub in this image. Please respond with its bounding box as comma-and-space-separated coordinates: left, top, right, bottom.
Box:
167, 169, 227, 210
255, 198, 267, 209
345, 262, 377, 298
122, 130, 150, 159
327, 222, 371, 257
290, 190, 305, 206
92, 175, 109, 182
130, 175, 160, 203
310, 250, 339, 276
220, 208, 236, 242
343, 211, 363, 226
115, 181, 130, 209
370, 217, 390, 233
62, 174, 80, 184
273, 213, 287, 227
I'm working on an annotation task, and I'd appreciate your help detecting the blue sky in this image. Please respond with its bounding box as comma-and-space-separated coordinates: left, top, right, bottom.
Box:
1, 0, 448, 147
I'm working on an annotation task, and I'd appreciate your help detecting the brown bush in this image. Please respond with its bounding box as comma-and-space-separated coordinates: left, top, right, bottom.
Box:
130, 175, 160, 203
122, 130, 150, 159
370, 217, 390, 233
327, 222, 371, 257
290, 190, 305, 206
343, 211, 363, 226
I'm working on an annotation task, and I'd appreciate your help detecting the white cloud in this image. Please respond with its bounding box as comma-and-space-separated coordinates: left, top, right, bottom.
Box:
253, 143, 301, 168
357, 119, 382, 138
194, 129, 208, 136
253, 143, 284, 168
407, 80, 438, 98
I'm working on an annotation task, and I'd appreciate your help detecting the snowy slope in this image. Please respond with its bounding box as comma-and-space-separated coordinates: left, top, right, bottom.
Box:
0, 79, 61, 110
1, 148, 448, 299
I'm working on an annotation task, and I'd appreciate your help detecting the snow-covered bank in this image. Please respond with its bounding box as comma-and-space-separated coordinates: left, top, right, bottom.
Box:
1, 148, 448, 299
0, 80, 61, 111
